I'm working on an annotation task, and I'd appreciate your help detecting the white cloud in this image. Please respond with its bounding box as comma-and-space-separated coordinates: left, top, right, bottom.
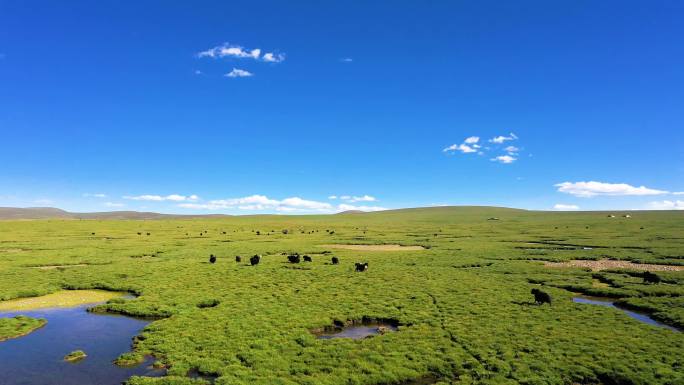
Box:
83, 193, 107, 198
328, 195, 337, 200
673, 192, 684, 195
33, 199, 54, 205
648, 200, 684, 210
491, 155, 517, 164
337, 204, 387, 212
340, 57, 353, 62
226, 68, 253, 78
553, 204, 579, 211
178, 195, 331, 212
177, 194, 388, 214
489, 132, 518, 144
262, 52, 285, 63
194, 70, 202, 75
555, 181, 669, 198
104, 202, 125, 208
444, 143, 477, 153
280, 197, 332, 210
346, 195, 376, 202
198, 44, 261, 59
198, 43, 284, 63
443, 136, 483, 154
124, 194, 199, 202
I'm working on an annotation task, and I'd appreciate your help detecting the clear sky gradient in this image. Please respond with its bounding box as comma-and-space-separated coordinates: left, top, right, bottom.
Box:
1, 1, 683, 214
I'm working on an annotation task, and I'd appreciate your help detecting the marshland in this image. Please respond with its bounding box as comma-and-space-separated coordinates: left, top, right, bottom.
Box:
1, 207, 683, 384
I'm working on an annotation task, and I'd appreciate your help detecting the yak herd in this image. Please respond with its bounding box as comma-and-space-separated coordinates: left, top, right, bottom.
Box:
208, 253, 368, 271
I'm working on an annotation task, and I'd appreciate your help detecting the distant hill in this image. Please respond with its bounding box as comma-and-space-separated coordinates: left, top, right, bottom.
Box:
0, 205, 529, 220
0, 207, 230, 220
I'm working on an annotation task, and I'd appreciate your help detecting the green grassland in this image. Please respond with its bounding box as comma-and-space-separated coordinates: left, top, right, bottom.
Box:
0, 207, 683, 384
0, 315, 46, 341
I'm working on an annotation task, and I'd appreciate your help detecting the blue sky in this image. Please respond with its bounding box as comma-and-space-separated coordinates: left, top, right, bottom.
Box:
1, 1, 683, 214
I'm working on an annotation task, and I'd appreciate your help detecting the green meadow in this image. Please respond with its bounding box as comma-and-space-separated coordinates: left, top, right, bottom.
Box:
0, 207, 683, 384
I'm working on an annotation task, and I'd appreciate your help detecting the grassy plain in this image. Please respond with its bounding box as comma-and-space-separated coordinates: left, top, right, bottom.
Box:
0, 207, 683, 384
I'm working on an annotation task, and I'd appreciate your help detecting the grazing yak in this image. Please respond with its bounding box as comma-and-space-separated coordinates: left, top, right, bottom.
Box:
643, 271, 661, 284
250, 255, 261, 266
355, 262, 369, 272
531, 288, 552, 305
303, 255, 312, 262
331, 256, 339, 265
209, 254, 217, 264
235, 255, 242, 263
288, 254, 301, 263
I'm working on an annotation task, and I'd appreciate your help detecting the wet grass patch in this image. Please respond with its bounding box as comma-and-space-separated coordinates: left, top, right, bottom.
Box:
0, 315, 47, 342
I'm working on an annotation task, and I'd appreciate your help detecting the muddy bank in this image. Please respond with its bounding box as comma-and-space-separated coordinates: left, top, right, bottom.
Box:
544, 259, 683, 272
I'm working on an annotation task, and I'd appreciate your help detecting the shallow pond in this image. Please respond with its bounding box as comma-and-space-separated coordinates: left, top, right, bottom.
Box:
573, 296, 680, 332
0, 304, 163, 385
316, 322, 398, 340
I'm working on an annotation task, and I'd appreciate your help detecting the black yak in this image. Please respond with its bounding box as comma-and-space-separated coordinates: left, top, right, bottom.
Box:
91, 232, 95, 235
303, 255, 312, 262
288, 254, 301, 263
137, 232, 141, 235
643, 271, 661, 284
146, 232, 151, 236
209, 254, 216, 264
355, 262, 369, 272
531, 288, 551, 305
250, 255, 261, 266
331, 256, 339, 265
235, 255, 242, 263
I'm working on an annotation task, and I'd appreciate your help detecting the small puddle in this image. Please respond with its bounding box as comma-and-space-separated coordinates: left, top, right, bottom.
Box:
573, 296, 680, 332
314, 321, 398, 340
0, 304, 164, 385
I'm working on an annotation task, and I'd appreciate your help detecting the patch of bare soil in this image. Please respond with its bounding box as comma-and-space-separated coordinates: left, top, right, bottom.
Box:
544, 259, 684, 272
320, 244, 425, 251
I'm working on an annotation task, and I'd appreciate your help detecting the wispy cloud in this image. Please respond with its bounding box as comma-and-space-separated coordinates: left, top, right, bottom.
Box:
553, 203, 579, 211
338, 195, 377, 203
262, 52, 285, 63
104, 202, 125, 208
489, 132, 518, 144
328, 195, 338, 200
445, 134, 521, 163
491, 155, 516, 164
33, 199, 54, 205
225, 68, 253, 78
556, 181, 669, 198
123, 194, 199, 202
504, 146, 519, 155
648, 200, 684, 210
340, 57, 353, 62
198, 43, 284, 63
83, 193, 107, 198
